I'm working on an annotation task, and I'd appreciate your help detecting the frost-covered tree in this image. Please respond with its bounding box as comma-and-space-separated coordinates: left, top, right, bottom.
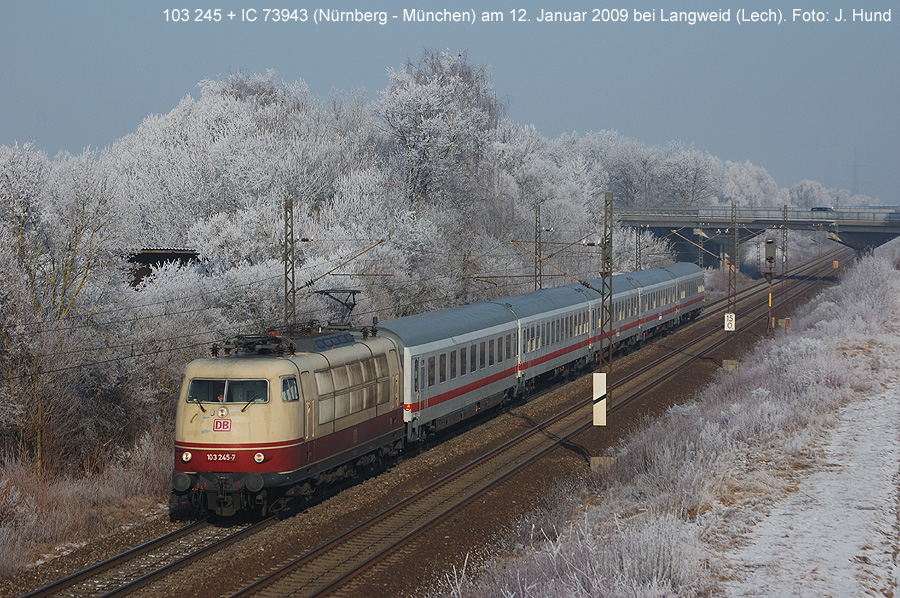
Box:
377, 49, 503, 210
0, 144, 124, 473
107, 71, 376, 248
660, 142, 722, 207
789, 179, 835, 208
599, 132, 665, 207
720, 160, 789, 207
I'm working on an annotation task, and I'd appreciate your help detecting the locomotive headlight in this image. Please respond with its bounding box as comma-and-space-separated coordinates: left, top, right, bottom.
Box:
254, 452, 265, 464
181, 451, 192, 463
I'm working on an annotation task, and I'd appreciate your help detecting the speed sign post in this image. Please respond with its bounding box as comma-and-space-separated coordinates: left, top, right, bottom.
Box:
724, 312, 736, 332
593, 373, 607, 426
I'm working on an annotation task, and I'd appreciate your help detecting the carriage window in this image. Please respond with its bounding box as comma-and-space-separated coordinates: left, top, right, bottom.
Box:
506, 335, 511, 360
450, 350, 457, 379
480, 342, 486, 369
489, 339, 495, 366
439, 354, 447, 383
427, 356, 436, 387
470, 344, 477, 372
282, 378, 300, 402
460, 347, 467, 376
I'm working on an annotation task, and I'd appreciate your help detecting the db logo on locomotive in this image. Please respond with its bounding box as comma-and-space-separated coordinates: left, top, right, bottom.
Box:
213, 419, 232, 432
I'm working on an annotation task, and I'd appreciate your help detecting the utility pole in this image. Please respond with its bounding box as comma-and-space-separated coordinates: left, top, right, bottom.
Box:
634, 226, 640, 271
764, 238, 776, 331
781, 204, 788, 304
727, 199, 738, 317
600, 190, 614, 373
533, 202, 542, 290
284, 196, 296, 332
533, 200, 552, 290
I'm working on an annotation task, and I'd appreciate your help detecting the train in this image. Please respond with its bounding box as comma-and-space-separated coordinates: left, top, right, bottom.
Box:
170, 263, 705, 516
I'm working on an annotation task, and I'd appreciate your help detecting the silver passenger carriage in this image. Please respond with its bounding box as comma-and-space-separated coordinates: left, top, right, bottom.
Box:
378, 263, 704, 441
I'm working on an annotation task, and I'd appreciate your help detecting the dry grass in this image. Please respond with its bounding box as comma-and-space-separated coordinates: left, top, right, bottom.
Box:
0, 433, 170, 577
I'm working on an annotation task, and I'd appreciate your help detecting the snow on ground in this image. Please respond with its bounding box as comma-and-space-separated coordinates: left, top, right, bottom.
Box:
721, 378, 900, 597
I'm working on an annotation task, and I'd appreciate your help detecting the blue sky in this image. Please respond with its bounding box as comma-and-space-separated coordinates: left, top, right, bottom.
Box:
1, 1, 897, 201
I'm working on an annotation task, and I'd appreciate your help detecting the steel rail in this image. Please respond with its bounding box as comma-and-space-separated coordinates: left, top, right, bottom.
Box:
21, 520, 209, 598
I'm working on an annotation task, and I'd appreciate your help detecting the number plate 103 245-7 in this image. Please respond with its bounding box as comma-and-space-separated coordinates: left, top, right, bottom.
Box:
207, 453, 236, 462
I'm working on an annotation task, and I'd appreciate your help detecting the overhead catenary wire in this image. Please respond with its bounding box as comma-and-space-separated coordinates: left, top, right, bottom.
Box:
2, 224, 607, 379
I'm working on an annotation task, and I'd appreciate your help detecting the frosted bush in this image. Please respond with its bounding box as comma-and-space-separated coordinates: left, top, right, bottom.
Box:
436, 515, 712, 598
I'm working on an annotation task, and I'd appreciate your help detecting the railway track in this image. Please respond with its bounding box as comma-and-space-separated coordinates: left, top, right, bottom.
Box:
225, 250, 850, 597
24, 250, 848, 598
22, 518, 275, 598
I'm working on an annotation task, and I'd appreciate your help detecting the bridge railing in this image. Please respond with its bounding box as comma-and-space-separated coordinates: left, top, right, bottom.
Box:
616, 206, 900, 223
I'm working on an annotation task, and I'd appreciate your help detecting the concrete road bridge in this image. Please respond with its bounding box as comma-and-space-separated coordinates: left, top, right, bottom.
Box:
616, 206, 900, 267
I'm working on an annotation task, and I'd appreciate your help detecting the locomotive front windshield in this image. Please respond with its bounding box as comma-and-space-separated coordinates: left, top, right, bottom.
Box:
187, 379, 269, 404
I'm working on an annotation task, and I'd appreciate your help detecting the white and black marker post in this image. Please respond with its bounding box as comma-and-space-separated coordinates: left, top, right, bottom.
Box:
593, 372, 607, 426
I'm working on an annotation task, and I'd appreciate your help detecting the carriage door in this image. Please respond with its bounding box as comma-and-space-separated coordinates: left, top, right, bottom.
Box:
413, 358, 422, 417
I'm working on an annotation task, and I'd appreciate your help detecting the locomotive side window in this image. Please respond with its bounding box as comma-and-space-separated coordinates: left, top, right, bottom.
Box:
282, 378, 300, 402
347, 362, 364, 387
319, 396, 334, 424
316, 370, 334, 396
373, 354, 389, 377
362, 359, 377, 381
336, 392, 351, 419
